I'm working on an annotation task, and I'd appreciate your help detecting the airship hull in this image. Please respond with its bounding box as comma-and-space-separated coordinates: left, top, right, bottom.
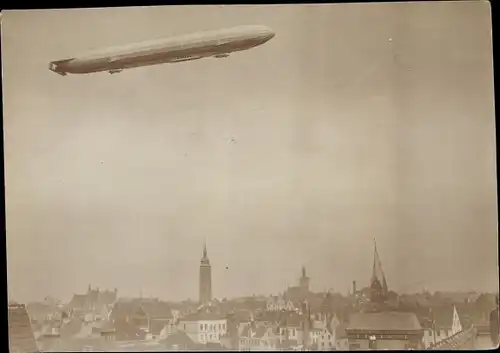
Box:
49, 25, 274, 75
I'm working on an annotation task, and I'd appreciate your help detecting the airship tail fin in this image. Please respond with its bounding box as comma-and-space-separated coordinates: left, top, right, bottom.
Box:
49, 59, 73, 75
51, 58, 73, 65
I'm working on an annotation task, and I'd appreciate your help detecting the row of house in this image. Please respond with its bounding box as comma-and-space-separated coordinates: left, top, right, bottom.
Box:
20, 294, 473, 352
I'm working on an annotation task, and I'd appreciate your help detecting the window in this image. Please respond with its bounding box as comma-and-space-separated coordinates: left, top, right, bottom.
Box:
368, 339, 377, 349
200, 324, 203, 331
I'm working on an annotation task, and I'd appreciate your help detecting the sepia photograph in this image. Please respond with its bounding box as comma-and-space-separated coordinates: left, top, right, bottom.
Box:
2, 2, 498, 352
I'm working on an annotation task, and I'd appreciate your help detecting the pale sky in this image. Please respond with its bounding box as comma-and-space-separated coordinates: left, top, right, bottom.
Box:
2, 2, 498, 304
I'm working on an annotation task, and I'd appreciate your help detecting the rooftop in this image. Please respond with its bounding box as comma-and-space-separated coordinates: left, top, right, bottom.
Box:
180, 311, 226, 321
8, 304, 39, 353
347, 311, 423, 332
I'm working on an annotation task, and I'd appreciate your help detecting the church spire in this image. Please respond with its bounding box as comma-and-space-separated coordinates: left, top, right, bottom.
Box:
199, 240, 212, 305
201, 240, 210, 265
371, 238, 377, 281
370, 238, 389, 304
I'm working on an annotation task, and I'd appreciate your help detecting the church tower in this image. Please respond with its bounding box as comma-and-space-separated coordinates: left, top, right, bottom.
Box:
199, 242, 212, 305
370, 239, 388, 304
299, 266, 310, 292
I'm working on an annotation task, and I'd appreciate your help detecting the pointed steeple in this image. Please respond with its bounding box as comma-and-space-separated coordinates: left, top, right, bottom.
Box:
370, 238, 389, 304
371, 238, 378, 282
199, 240, 212, 304
201, 241, 210, 265
371, 239, 388, 291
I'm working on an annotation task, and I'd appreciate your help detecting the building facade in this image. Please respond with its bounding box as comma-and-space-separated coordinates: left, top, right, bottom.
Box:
266, 296, 295, 312
67, 285, 117, 321
346, 312, 425, 350
178, 312, 227, 345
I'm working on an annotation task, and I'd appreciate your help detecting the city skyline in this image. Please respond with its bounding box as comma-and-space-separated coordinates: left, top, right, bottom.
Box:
7, 239, 497, 305
3, 3, 498, 304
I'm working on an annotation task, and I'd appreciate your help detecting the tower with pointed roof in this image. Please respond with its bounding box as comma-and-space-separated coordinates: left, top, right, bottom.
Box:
370, 239, 389, 305
199, 242, 212, 305
299, 266, 310, 293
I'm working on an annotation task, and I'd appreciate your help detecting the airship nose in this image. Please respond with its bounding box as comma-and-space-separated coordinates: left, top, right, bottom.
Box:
261, 28, 275, 41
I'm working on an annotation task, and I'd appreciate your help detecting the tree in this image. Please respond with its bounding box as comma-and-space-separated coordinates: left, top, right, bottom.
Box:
387, 291, 398, 301
475, 293, 494, 317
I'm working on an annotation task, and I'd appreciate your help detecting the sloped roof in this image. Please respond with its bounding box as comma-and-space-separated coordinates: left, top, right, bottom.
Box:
163, 331, 197, 350
240, 325, 268, 339
8, 304, 39, 353
431, 326, 477, 349
180, 311, 225, 321
335, 323, 348, 339
110, 300, 147, 322
68, 294, 87, 308
347, 311, 422, 332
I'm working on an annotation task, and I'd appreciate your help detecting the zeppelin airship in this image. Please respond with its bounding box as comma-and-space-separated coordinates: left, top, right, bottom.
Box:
48, 25, 275, 76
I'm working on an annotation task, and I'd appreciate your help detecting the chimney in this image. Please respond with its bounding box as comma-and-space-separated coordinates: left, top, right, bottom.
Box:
352, 281, 357, 295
